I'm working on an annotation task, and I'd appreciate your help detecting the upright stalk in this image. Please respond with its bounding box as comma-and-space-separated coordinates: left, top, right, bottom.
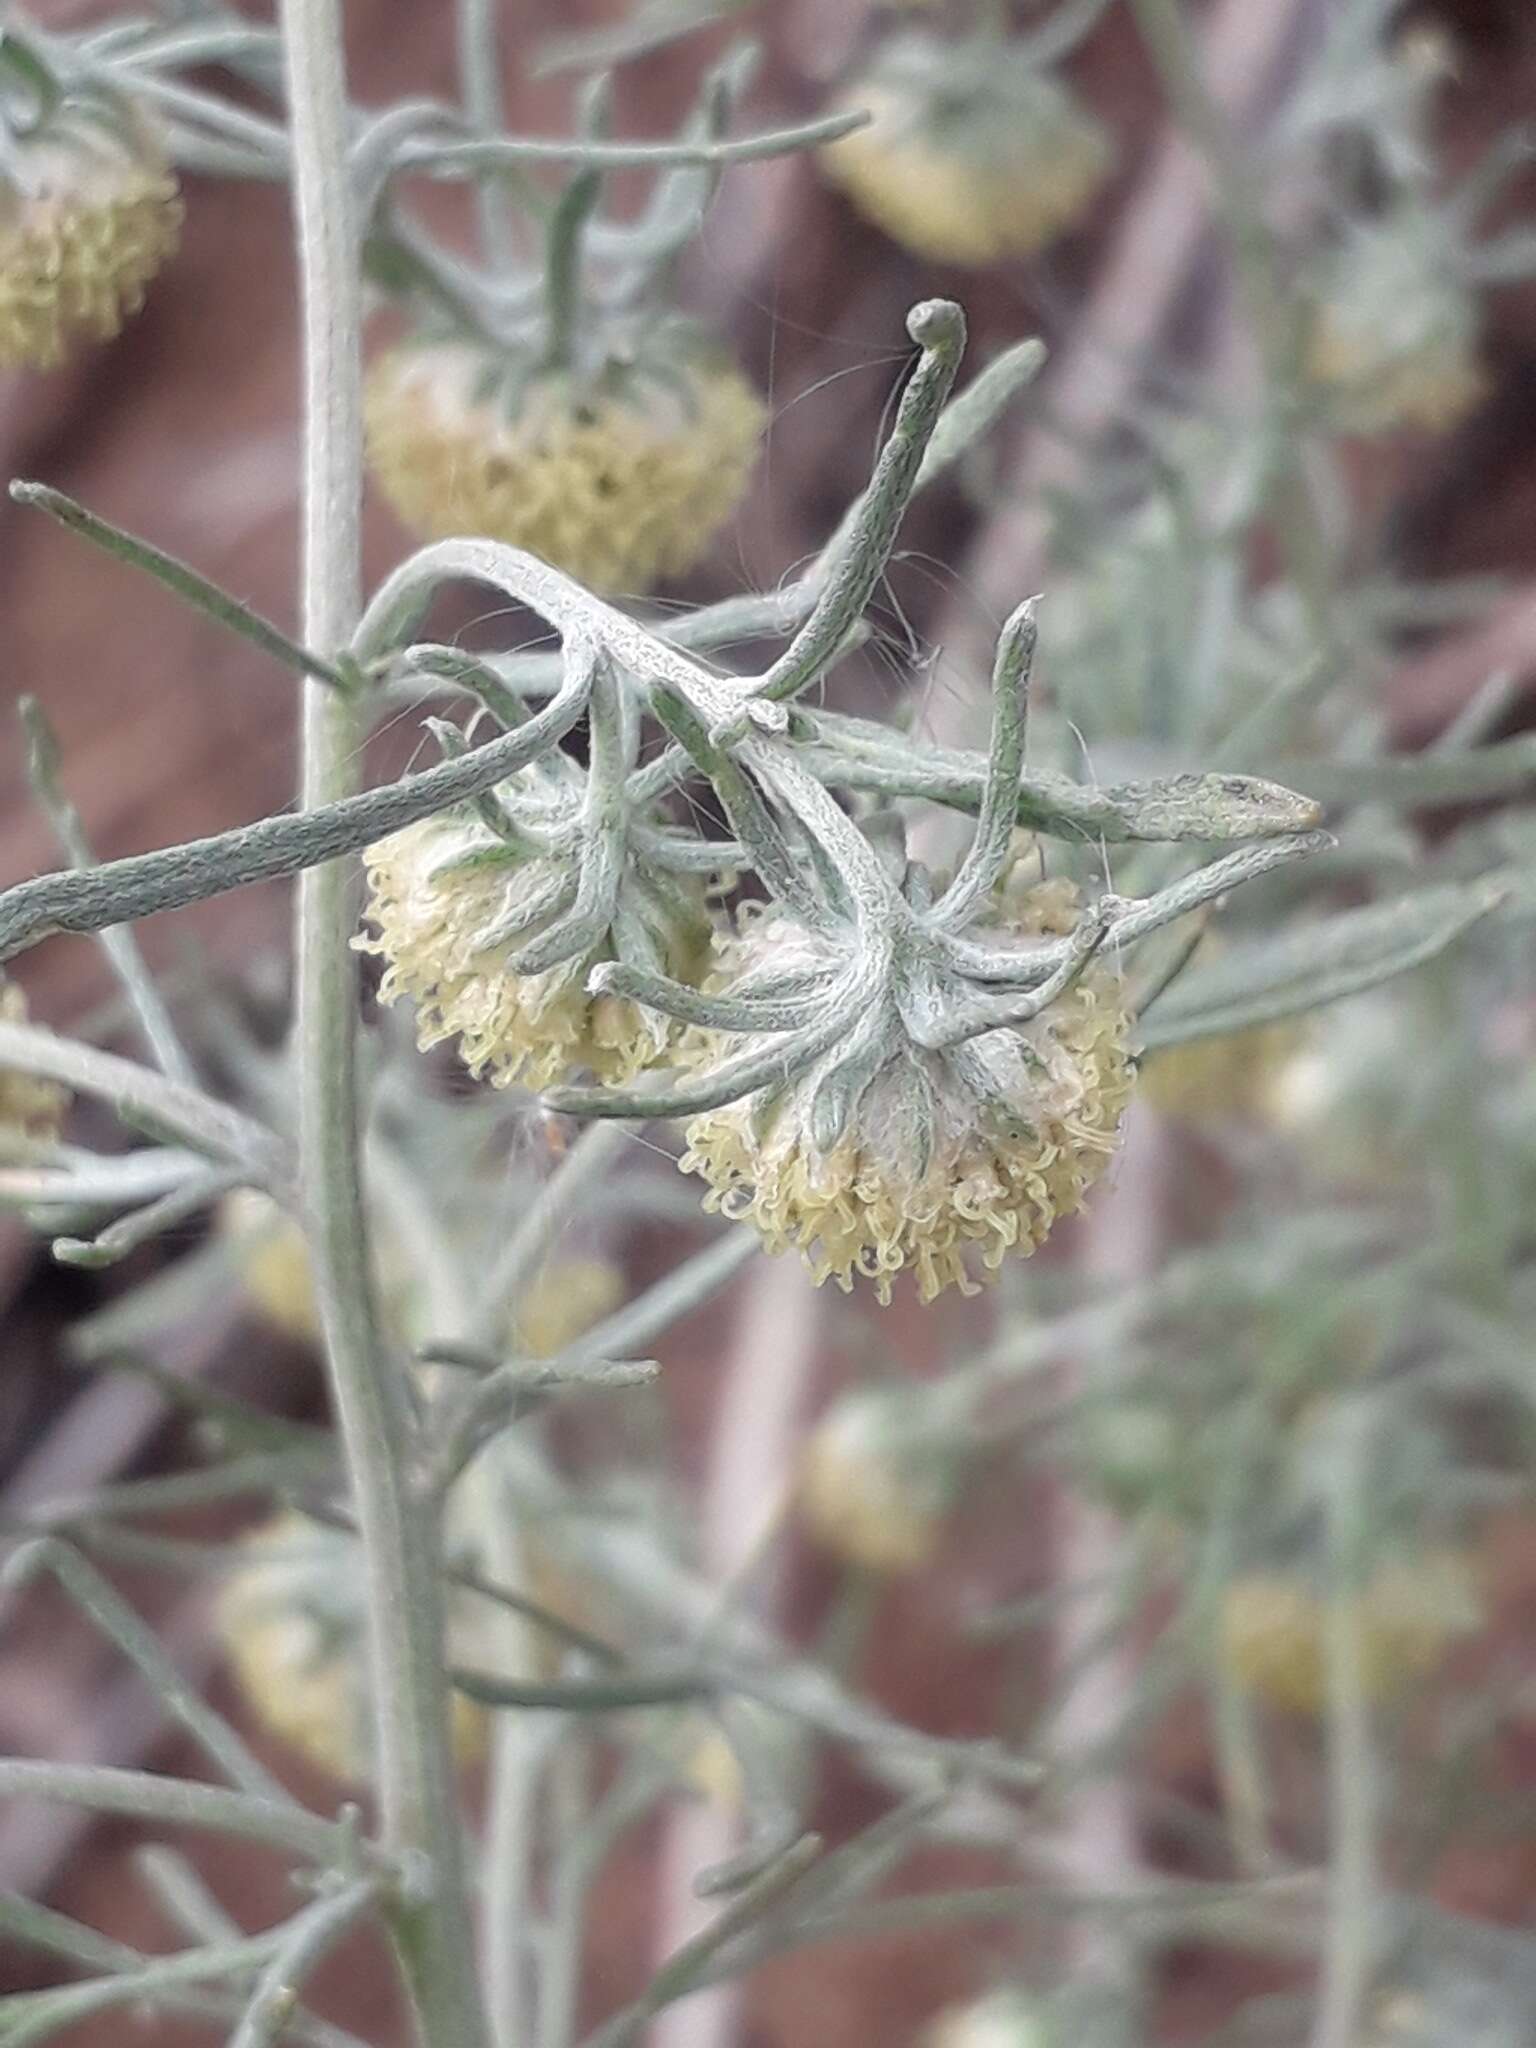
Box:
279, 2, 489, 2042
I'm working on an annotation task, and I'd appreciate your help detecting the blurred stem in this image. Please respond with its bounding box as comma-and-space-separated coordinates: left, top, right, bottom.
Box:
279, 1, 488, 2044
1310, 1416, 1378, 2048
542, 168, 602, 371
457, 0, 519, 272
475, 1120, 633, 1345
537, 1736, 593, 2048
1127, 0, 1343, 662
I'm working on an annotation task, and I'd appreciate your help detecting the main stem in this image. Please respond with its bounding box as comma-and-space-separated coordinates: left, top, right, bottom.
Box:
280, 2, 489, 2043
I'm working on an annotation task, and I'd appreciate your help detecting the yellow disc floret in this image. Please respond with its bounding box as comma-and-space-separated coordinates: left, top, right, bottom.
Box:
357, 814, 708, 1091
365, 342, 765, 596
680, 883, 1136, 1305
0, 984, 69, 1149
0, 110, 181, 371
821, 39, 1110, 266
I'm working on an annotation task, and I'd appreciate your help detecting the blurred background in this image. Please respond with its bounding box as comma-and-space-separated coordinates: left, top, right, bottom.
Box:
5, 1, 1536, 2043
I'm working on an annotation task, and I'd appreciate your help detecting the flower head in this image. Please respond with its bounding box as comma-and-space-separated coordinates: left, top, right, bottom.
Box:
680, 878, 1135, 1304
217, 1511, 486, 1780
0, 84, 180, 371
820, 35, 1110, 266
1304, 213, 1483, 433
357, 807, 710, 1091
798, 1385, 953, 1571
365, 337, 764, 596
0, 984, 69, 1148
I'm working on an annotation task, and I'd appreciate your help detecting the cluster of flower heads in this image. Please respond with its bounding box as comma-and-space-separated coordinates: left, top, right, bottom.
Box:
365, 342, 765, 597
360, 766, 1138, 1306
819, 22, 1111, 266
0, 53, 180, 371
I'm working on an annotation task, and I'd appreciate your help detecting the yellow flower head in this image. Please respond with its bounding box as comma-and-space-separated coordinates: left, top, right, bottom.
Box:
0, 87, 180, 371
365, 340, 765, 596
798, 1385, 951, 1572
0, 984, 69, 1148
821, 35, 1110, 266
1220, 1551, 1480, 1717
680, 881, 1135, 1305
356, 811, 710, 1091
1304, 214, 1483, 434
217, 1510, 486, 1780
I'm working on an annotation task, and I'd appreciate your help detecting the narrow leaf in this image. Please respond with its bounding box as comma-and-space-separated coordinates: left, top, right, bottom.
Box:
1139, 879, 1509, 1047
10, 484, 350, 689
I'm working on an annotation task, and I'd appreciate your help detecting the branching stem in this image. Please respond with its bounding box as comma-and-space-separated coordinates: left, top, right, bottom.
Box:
279, 1, 489, 2043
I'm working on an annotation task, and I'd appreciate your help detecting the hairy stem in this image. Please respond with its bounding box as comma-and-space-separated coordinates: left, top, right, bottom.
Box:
279, 1, 488, 2043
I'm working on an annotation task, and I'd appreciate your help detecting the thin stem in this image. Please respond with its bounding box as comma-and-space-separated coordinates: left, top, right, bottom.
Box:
456, 0, 520, 271
1127, 0, 1342, 660
19, 697, 197, 1085
2, 1539, 290, 1804
9, 484, 348, 688
396, 104, 866, 176
135, 1846, 244, 1945
455, 1666, 708, 1711
1310, 1418, 1379, 2048
558, 1230, 759, 1370
584, 1836, 823, 2048
227, 1878, 385, 2048
50, 1162, 240, 1267
0, 1760, 363, 1865
279, 3, 489, 2045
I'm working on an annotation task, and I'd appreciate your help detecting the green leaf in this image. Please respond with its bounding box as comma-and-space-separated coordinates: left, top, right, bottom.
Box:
1139, 878, 1510, 1047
